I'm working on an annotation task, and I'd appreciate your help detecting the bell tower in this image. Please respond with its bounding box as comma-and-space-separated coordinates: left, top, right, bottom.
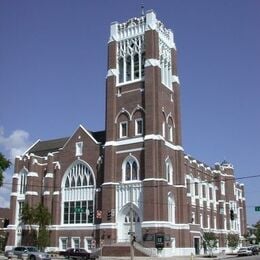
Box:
102, 10, 187, 242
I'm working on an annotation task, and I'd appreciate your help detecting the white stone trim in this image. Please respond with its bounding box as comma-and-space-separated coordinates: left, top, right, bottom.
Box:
172, 75, 180, 84
145, 58, 160, 68
45, 173, 53, 178
105, 137, 144, 147
145, 10, 157, 31
22, 139, 41, 156
25, 191, 38, 196
143, 178, 167, 182
116, 147, 144, 154
28, 172, 38, 177
43, 191, 50, 195
12, 173, 19, 179
102, 182, 119, 186
10, 192, 18, 197
106, 68, 118, 77
53, 191, 60, 195
165, 141, 184, 151
48, 224, 96, 231
142, 221, 190, 230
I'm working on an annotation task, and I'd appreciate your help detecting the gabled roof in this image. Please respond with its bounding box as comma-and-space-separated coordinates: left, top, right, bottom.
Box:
26, 127, 106, 157
28, 137, 69, 157
91, 130, 106, 144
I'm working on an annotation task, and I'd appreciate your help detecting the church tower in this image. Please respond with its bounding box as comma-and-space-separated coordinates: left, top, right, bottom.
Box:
102, 10, 187, 244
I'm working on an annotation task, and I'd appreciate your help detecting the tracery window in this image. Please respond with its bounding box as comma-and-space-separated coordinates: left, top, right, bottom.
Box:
122, 155, 139, 182
118, 35, 145, 84
62, 161, 95, 224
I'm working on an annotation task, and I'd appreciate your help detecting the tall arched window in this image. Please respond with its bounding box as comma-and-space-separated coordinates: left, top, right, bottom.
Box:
165, 158, 173, 184
19, 169, 27, 194
117, 36, 145, 84
62, 161, 95, 224
122, 155, 139, 182
168, 193, 175, 223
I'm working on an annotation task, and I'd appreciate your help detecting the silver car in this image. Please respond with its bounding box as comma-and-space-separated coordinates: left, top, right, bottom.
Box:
237, 247, 253, 256
5, 246, 51, 260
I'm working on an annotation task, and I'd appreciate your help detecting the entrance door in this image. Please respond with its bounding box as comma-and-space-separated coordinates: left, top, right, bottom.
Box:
118, 207, 142, 242
194, 237, 200, 255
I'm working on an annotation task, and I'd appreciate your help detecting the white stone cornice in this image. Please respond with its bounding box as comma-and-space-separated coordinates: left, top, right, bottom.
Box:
145, 10, 157, 31
106, 68, 118, 78
10, 192, 18, 197
12, 173, 19, 179
172, 75, 180, 84
143, 178, 167, 182
144, 59, 160, 68
142, 221, 190, 230
28, 172, 38, 177
165, 141, 184, 151
102, 182, 119, 186
25, 191, 38, 196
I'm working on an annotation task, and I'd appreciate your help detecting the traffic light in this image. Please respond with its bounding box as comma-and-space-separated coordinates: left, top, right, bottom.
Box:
230, 209, 235, 221
107, 210, 111, 221
88, 210, 93, 223
3, 218, 9, 228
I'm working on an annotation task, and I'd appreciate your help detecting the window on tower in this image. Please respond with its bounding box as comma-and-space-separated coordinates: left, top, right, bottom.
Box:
120, 121, 128, 138
122, 155, 139, 182
117, 35, 145, 84
135, 118, 143, 136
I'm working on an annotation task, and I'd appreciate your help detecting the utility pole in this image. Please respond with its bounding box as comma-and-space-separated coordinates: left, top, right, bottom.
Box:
130, 185, 135, 260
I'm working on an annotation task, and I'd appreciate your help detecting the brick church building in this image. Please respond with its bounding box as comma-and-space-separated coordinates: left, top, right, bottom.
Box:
6, 10, 247, 256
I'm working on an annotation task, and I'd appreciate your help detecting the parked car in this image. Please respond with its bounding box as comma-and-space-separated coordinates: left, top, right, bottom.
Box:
5, 246, 51, 260
59, 248, 97, 260
249, 245, 259, 255
237, 247, 253, 256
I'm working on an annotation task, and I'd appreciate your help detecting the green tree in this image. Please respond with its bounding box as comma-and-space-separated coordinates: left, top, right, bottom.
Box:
227, 233, 240, 251
21, 203, 51, 249
0, 153, 11, 187
203, 232, 218, 256
254, 220, 260, 244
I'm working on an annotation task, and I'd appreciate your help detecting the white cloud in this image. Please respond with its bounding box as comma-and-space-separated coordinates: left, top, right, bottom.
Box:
0, 127, 31, 208
0, 127, 31, 161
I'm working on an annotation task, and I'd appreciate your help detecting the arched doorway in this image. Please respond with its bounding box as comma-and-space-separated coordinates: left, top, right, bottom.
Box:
117, 204, 142, 243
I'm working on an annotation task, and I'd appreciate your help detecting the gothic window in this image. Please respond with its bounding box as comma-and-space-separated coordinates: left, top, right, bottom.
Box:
62, 161, 95, 224
168, 193, 175, 223
122, 156, 139, 182
117, 35, 145, 84
165, 158, 173, 184
19, 170, 27, 194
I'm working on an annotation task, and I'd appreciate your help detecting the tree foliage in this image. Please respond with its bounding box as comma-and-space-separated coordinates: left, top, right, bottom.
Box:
227, 233, 240, 250
21, 203, 51, 249
203, 232, 218, 256
0, 153, 11, 187
254, 220, 260, 244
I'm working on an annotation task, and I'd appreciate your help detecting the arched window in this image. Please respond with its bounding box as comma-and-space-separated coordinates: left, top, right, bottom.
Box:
19, 170, 27, 194
62, 161, 95, 224
122, 155, 139, 182
168, 193, 175, 223
117, 36, 145, 84
165, 158, 173, 184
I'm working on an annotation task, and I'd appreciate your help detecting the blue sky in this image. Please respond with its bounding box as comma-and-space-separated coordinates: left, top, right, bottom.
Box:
0, 0, 259, 225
